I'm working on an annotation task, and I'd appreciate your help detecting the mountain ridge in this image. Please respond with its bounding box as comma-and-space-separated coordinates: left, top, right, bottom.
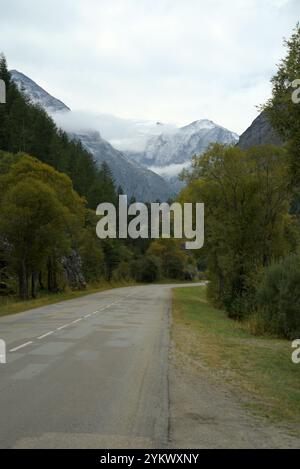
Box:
10, 70, 174, 202
10, 70, 70, 113
125, 118, 238, 192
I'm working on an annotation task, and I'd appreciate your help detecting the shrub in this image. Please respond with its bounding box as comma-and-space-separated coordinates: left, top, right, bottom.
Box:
147, 239, 188, 280
256, 254, 300, 339
112, 261, 132, 282
133, 255, 161, 283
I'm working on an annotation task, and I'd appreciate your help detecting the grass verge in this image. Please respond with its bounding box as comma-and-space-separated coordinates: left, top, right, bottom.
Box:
172, 286, 300, 431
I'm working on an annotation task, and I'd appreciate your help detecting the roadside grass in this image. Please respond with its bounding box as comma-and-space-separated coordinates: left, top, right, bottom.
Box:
0, 280, 137, 318
154, 278, 199, 285
172, 286, 300, 431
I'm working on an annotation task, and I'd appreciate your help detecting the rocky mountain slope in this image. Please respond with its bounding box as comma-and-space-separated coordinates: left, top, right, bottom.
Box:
10, 70, 174, 202
69, 130, 174, 201
237, 111, 283, 150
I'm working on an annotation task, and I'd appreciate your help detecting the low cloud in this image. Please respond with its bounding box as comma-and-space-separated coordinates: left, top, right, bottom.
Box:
149, 162, 191, 178
53, 109, 177, 151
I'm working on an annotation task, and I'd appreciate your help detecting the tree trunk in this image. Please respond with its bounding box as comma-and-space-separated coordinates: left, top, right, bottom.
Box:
18, 259, 28, 300
47, 259, 51, 291
31, 272, 38, 299
38, 271, 44, 290
47, 258, 58, 293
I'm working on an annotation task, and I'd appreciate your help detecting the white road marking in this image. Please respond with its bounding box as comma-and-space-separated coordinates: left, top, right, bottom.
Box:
8, 296, 129, 354
9, 341, 33, 353
56, 324, 69, 331
38, 331, 54, 340
72, 318, 83, 324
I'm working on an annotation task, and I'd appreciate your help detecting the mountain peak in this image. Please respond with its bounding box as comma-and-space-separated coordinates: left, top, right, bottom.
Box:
180, 119, 216, 133
133, 118, 239, 169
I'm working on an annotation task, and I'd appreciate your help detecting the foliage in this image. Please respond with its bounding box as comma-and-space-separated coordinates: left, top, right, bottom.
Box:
262, 24, 300, 190
0, 153, 85, 298
133, 255, 162, 283
147, 238, 190, 280
0, 152, 119, 298
256, 254, 300, 339
180, 143, 295, 318
112, 261, 133, 282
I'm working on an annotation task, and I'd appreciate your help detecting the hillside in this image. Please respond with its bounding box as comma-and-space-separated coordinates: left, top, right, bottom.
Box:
237, 111, 283, 150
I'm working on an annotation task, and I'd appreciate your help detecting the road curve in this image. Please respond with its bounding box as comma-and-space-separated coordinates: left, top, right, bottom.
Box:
0, 283, 198, 448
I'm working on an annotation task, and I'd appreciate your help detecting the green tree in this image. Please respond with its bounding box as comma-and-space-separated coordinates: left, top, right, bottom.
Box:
147, 238, 188, 279
78, 209, 105, 282
133, 255, 162, 283
263, 23, 300, 184
181, 144, 295, 317
0, 154, 86, 299
257, 254, 300, 339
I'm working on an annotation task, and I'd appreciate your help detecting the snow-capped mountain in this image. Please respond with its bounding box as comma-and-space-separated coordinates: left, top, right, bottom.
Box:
10, 70, 70, 113
127, 119, 239, 169
10, 70, 174, 202
11, 69, 238, 198
123, 119, 238, 193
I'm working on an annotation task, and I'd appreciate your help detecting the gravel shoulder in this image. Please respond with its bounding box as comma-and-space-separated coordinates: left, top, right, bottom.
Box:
169, 289, 300, 449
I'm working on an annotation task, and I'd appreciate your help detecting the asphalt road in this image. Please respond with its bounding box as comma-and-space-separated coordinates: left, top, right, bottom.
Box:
0, 284, 195, 449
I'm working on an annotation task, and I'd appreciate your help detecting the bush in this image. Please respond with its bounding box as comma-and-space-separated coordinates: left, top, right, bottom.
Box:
147, 239, 189, 280
133, 255, 161, 283
112, 261, 132, 282
256, 254, 300, 339
78, 233, 105, 283
242, 311, 271, 337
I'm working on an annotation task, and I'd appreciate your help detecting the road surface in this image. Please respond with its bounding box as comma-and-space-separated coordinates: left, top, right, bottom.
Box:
0, 284, 194, 449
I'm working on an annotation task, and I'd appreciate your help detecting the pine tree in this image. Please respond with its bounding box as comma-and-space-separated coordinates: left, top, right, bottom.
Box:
263, 23, 300, 183
0, 54, 11, 85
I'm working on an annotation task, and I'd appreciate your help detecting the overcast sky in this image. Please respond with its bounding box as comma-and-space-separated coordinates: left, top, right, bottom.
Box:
0, 0, 299, 134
